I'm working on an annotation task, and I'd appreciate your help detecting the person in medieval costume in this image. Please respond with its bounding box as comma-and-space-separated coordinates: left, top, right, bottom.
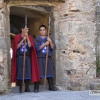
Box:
11, 25, 40, 93
34, 25, 57, 92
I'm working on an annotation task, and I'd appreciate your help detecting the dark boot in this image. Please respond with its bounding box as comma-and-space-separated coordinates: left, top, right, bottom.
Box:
17, 80, 22, 93
24, 80, 31, 92
47, 78, 57, 91
34, 82, 39, 93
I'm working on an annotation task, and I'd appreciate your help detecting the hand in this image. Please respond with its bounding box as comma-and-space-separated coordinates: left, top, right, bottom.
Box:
47, 37, 52, 42
24, 33, 28, 37
45, 41, 49, 46
23, 36, 27, 41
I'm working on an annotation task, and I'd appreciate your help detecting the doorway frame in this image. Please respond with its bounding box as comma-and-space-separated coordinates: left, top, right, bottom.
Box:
6, 0, 60, 88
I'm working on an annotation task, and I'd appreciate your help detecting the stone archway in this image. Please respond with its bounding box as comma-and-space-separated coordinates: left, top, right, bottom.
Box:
0, 0, 97, 94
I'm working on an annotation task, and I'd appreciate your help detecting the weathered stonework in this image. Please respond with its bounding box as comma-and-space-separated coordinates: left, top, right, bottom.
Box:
54, 0, 96, 90
0, 0, 11, 94
0, 0, 98, 94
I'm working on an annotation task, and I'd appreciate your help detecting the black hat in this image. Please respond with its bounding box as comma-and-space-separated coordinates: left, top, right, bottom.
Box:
21, 24, 28, 29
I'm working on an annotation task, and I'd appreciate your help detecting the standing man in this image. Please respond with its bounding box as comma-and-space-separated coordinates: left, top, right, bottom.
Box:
11, 25, 40, 93
34, 25, 57, 92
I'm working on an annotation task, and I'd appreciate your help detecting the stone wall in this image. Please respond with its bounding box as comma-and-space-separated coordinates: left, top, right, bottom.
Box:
54, 0, 96, 90
0, 0, 97, 94
0, 0, 11, 94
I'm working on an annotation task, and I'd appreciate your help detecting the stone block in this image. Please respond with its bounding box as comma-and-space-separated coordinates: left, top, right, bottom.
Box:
68, 81, 82, 91
68, 86, 80, 91
0, 14, 2, 21
59, 35, 69, 49
0, 30, 4, 36
65, 69, 76, 76
89, 82, 100, 90
64, 60, 73, 69
0, 1, 3, 9
0, 65, 4, 75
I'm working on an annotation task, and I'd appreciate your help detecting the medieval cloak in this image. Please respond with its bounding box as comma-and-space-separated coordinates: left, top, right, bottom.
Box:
11, 34, 40, 82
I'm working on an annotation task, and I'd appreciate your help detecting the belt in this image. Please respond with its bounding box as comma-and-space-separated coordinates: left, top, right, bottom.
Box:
38, 56, 52, 58
16, 55, 31, 57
